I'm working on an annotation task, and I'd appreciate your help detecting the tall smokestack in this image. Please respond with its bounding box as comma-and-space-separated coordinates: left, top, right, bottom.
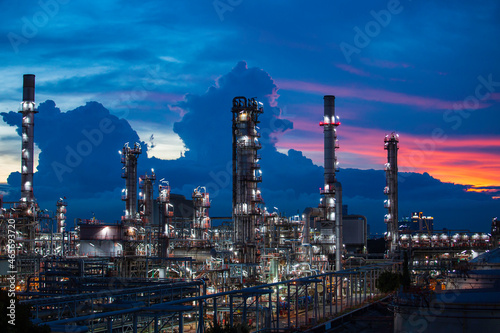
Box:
320, 95, 342, 271
19, 74, 37, 207
23, 74, 35, 102
384, 133, 399, 257
323, 96, 337, 185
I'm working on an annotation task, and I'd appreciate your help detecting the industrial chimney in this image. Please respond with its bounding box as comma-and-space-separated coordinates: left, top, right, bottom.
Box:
19, 74, 37, 207
384, 132, 399, 257
320, 95, 343, 271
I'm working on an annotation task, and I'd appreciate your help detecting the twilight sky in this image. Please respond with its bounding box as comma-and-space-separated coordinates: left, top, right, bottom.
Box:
0, 0, 499, 233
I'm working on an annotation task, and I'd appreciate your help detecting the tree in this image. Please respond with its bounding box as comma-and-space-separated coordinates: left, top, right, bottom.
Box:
402, 251, 411, 288
376, 271, 401, 293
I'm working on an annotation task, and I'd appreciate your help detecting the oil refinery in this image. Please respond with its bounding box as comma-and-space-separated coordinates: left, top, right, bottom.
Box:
1, 75, 498, 332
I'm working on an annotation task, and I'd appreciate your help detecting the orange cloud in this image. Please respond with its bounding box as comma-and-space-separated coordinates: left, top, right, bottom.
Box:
276, 79, 491, 111
275, 119, 500, 189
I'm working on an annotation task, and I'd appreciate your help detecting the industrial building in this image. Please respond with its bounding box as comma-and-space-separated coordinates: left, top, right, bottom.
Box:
0, 75, 497, 332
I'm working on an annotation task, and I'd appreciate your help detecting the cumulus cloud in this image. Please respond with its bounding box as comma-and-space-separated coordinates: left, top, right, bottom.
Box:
1, 99, 145, 203
1, 62, 497, 233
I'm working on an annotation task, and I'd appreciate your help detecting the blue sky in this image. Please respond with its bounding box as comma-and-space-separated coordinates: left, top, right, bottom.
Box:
0, 0, 499, 233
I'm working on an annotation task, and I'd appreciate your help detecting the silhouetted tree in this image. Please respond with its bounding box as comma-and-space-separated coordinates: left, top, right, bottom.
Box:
376, 271, 401, 293
402, 251, 411, 288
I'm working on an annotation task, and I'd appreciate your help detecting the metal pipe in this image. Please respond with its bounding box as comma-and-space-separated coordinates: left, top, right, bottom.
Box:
335, 182, 343, 271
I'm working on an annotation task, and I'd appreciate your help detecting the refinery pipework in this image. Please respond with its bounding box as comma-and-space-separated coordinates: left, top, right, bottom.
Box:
139, 170, 156, 225
232, 96, 264, 267
192, 186, 211, 244
157, 179, 172, 257
120, 142, 142, 222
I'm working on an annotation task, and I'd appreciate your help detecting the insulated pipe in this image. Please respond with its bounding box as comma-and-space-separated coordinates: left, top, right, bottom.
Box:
335, 182, 343, 271
302, 207, 322, 246
303, 207, 322, 266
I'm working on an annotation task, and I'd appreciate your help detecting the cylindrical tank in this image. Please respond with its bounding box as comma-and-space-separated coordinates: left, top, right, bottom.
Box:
420, 234, 430, 247
412, 235, 420, 247
440, 233, 449, 247
401, 234, 410, 248
431, 234, 439, 246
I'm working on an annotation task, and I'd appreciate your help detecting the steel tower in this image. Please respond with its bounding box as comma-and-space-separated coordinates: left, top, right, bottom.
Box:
121, 142, 142, 222
319, 95, 342, 271
232, 96, 264, 265
20, 74, 37, 208
56, 199, 67, 233
139, 170, 156, 225
384, 132, 399, 257
192, 186, 211, 243
157, 180, 172, 257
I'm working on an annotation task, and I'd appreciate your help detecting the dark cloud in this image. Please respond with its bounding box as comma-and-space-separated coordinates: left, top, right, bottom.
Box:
1, 63, 497, 234
1, 99, 145, 202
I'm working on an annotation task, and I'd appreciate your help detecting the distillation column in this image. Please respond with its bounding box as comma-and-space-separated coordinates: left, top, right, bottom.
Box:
232, 96, 264, 266
120, 142, 142, 255
20, 74, 37, 208
121, 143, 142, 222
319, 95, 342, 271
192, 186, 211, 244
384, 133, 399, 257
157, 180, 172, 257
139, 170, 156, 224
56, 199, 67, 233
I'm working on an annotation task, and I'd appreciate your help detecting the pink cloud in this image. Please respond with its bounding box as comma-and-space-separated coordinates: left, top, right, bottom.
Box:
360, 58, 413, 69
276, 79, 490, 111
490, 93, 500, 101
275, 122, 500, 188
335, 64, 372, 77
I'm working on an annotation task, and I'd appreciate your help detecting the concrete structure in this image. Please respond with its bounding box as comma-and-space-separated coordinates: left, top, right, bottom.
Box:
400, 211, 434, 232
